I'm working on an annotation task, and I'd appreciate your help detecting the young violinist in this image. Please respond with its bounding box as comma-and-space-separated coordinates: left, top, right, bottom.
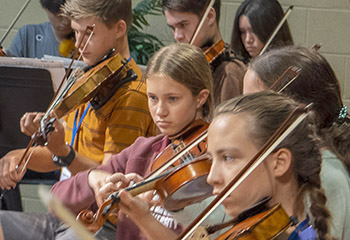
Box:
0, 43, 218, 239
242, 46, 350, 238
231, 0, 293, 63
7, 0, 73, 58
0, 0, 155, 189
162, 0, 246, 106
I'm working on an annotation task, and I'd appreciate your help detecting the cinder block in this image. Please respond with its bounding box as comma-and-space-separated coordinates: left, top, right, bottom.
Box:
307, 10, 350, 54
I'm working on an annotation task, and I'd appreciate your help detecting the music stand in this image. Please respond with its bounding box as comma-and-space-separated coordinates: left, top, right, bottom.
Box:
0, 66, 54, 157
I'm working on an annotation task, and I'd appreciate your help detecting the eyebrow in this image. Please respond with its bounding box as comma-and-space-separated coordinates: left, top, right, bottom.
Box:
168, 20, 188, 28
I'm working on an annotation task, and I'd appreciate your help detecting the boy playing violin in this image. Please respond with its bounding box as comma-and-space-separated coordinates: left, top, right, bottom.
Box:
0, 0, 155, 189
162, 0, 246, 106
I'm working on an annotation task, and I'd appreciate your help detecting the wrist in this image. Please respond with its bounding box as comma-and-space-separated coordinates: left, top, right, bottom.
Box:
52, 143, 71, 157
52, 144, 75, 167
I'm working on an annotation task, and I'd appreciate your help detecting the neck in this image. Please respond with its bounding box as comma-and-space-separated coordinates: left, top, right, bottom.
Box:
210, 25, 222, 44
113, 34, 130, 59
270, 174, 304, 223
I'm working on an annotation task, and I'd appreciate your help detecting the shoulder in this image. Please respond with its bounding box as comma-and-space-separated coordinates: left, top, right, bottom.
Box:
320, 150, 350, 200
17, 22, 50, 34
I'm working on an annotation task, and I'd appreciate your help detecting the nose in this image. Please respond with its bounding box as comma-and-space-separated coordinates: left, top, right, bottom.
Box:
206, 159, 224, 193
245, 32, 254, 44
156, 101, 168, 118
174, 28, 184, 43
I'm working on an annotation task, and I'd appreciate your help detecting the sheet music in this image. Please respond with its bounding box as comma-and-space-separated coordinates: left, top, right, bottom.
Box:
43, 55, 87, 69
0, 57, 65, 91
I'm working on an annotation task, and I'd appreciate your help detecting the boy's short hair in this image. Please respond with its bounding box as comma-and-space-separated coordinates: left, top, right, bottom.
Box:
61, 0, 132, 29
162, 0, 221, 24
40, 0, 66, 14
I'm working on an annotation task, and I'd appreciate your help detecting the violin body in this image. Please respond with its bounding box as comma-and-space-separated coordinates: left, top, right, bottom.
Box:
156, 156, 213, 211
216, 204, 291, 240
54, 53, 129, 118
204, 40, 225, 64
151, 119, 209, 172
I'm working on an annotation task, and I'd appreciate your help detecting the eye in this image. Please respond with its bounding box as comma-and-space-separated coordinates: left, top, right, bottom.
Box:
223, 154, 235, 162
148, 95, 158, 102
168, 96, 178, 102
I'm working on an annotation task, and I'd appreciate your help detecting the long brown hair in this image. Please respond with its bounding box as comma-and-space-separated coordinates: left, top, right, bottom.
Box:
248, 46, 350, 173
215, 91, 333, 239
145, 43, 214, 120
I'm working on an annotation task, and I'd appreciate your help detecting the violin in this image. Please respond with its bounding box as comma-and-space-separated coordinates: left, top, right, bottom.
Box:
190, 197, 294, 240
203, 40, 225, 64
192, 204, 293, 240
0, 47, 6, 57
150, 119, 209, 173
77, 120, 212, 232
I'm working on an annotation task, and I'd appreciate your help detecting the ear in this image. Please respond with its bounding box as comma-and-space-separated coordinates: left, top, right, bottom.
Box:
113, 19, 127, 38
271, 148, 292, 177
196, 89, 210, 109
207, 7, 217, 26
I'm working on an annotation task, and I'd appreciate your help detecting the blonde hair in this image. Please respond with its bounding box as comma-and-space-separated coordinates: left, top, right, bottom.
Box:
146, 43, 213, 120
61, 0, 132, 28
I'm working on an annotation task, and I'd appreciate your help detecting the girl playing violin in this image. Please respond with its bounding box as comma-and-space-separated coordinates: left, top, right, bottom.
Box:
117, 91, 336, 240
47, 43, 217, 240
243, 46, 350, 238
231, 0, 293, 63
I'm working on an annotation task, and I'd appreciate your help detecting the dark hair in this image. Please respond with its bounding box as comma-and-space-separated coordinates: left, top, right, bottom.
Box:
40, 0, 66, 14
248, 46, 350, 173
146, 43, 213, 120
231, 0, 293, 62
162, 0, 221, 25
215, 91, 333, 239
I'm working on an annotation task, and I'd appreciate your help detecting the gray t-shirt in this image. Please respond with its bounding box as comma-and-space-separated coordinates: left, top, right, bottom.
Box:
8, 21, 59, 58
320, 149, 350, 239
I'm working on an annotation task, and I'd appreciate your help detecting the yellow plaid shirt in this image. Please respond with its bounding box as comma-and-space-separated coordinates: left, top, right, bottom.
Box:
64, 59, 156, 162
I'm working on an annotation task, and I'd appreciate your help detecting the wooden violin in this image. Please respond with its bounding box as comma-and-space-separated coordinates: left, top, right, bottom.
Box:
150, 119, 209, 173
191, 204, 292, 240
0, 47, 6, 57
203, 39, 225, 64
77, 120, 213, 232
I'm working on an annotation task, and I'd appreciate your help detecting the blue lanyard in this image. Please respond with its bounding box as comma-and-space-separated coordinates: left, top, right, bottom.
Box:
71, 102, 91, 146
70, 56, 132, 147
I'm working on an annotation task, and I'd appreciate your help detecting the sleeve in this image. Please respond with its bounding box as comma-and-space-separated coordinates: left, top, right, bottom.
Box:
7, 27, 27, 57
104, 89, 153, 154
50, 145, 132, 214
219, 61, 245, 102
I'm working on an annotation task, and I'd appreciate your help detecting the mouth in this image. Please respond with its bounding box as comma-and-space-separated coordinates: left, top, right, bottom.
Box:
156, 120, 171, 128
